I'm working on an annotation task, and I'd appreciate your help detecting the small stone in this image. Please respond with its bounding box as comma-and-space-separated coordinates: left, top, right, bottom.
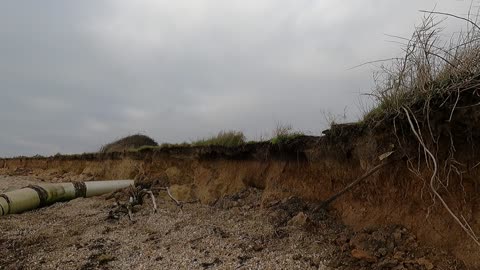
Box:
351, 248, 377, 263
392, 265, 407, 270
252, 243, 264, 252
377, 258, 399, 268
415, 257, 434, 270
372, 231, 386, 244
350, 233, 370, 250
335, 234, 349, 245
377, 247, 388, 257
287, 212, 310, 227
393, 251, 405, 260
292, 254, 302, 260
393, 231, 403, 243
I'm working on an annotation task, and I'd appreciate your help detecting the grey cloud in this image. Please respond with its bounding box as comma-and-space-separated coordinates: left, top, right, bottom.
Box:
0, 0, 476, 156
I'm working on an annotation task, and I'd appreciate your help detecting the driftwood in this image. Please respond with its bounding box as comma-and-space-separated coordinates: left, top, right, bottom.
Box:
157, 187, 182, 207
107, 185, 158, 221
107, 184, 190, 221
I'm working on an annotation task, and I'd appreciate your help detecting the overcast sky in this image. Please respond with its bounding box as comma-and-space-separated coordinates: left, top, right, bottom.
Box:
0, 0, 476, 156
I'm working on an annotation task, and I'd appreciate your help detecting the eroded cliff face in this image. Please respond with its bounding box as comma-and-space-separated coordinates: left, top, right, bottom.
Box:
1, 132, 479, 268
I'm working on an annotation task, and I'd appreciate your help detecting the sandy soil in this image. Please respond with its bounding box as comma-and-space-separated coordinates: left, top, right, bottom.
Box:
0, 175, 466, 270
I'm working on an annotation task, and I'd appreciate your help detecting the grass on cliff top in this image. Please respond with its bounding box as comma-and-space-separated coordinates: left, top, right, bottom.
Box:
269, 123, 304, 144
127, 126, 306, 153
127, 131, 248, 151
362, 11, 480, 124
191, 130, 246, 147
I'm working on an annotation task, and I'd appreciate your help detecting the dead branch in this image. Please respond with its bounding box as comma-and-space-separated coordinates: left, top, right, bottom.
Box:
107, 185, 158, 221
315, 157, 398, 211
419, 10, 480, 31
157, 187, 183, 207
166, 187, 182, 207
145, 190, 157, 213
348, 58, 403, 70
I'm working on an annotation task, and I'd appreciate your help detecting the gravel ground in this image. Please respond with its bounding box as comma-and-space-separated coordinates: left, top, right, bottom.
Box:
0, 176, 335, 270
0, 175, 466, 270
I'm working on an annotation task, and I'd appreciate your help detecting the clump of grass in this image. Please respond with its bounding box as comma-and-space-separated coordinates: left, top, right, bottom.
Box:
270, 123, 303, 144
191, 130, 246, 147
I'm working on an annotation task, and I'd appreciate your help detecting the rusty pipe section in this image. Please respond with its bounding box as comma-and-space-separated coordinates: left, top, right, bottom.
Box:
0, 180, 134, 216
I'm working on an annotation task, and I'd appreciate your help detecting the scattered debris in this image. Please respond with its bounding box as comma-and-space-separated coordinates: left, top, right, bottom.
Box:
107, 185, 157, 221
265, 194, 467, 270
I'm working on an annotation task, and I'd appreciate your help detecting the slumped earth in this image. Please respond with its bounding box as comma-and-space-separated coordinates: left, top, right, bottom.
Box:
0, 175, 466, 270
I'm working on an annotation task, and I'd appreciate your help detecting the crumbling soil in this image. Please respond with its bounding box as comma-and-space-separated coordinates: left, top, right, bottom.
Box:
0, 175, 466, 270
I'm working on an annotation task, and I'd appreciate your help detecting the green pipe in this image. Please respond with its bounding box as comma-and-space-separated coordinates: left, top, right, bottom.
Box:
0, 180, 134, 216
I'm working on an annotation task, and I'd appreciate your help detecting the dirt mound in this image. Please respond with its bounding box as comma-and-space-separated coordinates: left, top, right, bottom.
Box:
99, 134, 158, 153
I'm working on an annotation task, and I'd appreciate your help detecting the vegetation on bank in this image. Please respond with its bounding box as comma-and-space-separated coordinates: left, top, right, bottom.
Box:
105, 125, 305, 153
269, 123, 303, 144
99, 134, 158, 153
191, 130, 246, 147
360, 11, 480, 247
362, 11, 480, 125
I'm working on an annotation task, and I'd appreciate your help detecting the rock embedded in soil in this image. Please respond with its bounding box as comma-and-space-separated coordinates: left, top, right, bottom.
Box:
351, 248, 378, 263
287, 211, 311, 227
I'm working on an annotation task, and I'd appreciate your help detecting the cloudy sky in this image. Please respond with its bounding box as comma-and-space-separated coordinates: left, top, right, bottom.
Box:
0, 0, 475, 156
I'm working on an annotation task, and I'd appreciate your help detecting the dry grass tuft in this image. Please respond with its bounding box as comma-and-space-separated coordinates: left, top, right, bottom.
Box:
363, 11, 480, 124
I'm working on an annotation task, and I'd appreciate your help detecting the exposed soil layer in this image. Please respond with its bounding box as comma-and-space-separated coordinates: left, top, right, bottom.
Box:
0, 176, 466, 270
1, 131, 479, 268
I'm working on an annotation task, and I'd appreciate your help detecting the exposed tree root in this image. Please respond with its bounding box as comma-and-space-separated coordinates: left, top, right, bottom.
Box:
402, 106, 480, 247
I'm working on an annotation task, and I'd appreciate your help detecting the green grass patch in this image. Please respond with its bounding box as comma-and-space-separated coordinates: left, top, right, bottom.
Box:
269, 123, 303, 144
191, 130, 246, 147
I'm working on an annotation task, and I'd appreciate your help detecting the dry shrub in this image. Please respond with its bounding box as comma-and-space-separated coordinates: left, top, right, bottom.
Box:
100, 134, 158, 153
364, 11, 480, 123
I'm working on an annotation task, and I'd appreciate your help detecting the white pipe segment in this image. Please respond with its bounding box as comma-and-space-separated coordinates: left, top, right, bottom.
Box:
0, 180, 134, 216
85, 180, 134, 197
1, 188, 40, 215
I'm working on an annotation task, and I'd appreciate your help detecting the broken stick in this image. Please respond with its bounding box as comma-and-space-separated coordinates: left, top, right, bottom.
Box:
316, 154, 398, 210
